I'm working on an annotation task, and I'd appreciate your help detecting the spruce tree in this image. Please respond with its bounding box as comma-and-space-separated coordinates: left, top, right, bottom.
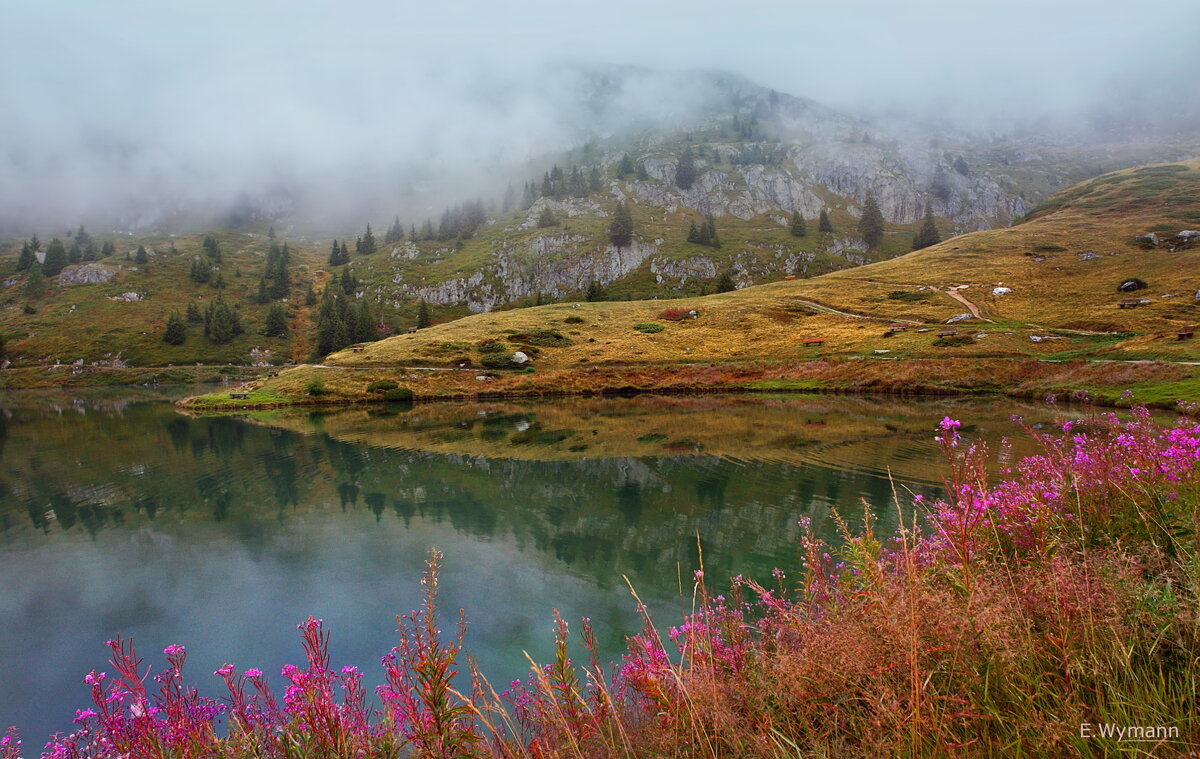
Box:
186, 303, 203, 323
416, 300, 432, 329
353, 300, 375, 342
17, 242, 35, 271
912, 202, 942, 251
715, 271, 736, 293
23, 263, 46, 297
675, 147, 697, 190
857, 191, 885, 250
608, 200, 633, 248
42, 238, 68, 276
635, 161, 650, 181
206, 300, 236, 344
304, 283, 317, 306
68, 241, 82, 263
360, 224, 376, 255
790, 211, 807, 237
818, 209, 834, 234
588, 167, 603, 192
616, 153, 635, 179
687, 220, 700, 244
586, 280, 604, 302
163, 311, 187, 345
537, 206, 559, 227
703, 214, 720, 248
134, 245, 149, 265
263, 303, 289, 337
29, 234, 41, 252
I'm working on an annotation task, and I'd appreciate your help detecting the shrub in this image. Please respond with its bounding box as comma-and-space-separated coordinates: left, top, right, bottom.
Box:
888, 290, 930, 302
366, 380, 399, 393
507, 330, 572, 347
1032, 244, 1067, 252
564, 315, 585, 324
658, 307, 697, 321
932, 335, 977, 347
633, 322, 665, 333
305, 378, 327, 396
1117, 277, 1148, 292
481, 353, 516, 369
476, 339, 506, 353
382, 387, 414, 402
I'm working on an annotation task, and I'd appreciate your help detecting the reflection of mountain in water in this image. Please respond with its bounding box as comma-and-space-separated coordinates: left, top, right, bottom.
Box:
0, 392, 1078, 588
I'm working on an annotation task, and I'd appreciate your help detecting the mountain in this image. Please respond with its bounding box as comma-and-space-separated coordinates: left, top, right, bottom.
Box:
184, 158, 1200, 410
2, 68, 1198, 374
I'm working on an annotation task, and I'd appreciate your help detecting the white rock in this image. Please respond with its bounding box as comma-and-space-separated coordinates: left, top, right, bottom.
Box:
511, 351, 529, 365
992, 287, 1012, 295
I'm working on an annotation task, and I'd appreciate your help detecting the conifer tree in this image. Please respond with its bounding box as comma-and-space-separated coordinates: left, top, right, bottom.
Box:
163, 311, 187, 345
536, 206, 559, 227
83, 240, 97, 261
608, 200, 633, 248
328, 240, 348, 266
186, 303, 203, 323
29, 234, 41, 252
790, 211, 807, 237
205, 299, 237, 344
202, 234, 222, 262
360, 225, 376, 255
23, 263, 46, 297
675, 147, 697, 190
267, 226, 275, 240
616, 153, 635, 179
263, 303, 289, 337
912, 202, 942, 251
353, 300, 375, 343
42, 238, 68, 276
17, 242, 35, 271
134, 245, 149, 265
101, 241, 114, 258
304, 283, 317, 306
588, 167, 603, 192
416, 300, 432, 329
818, 208, 834, 233
68, 241, 82, 263
857, 191, 885, 250
715, 271, 736, 293
586, 280, 604, 302
635, 162, 650, 181
703, 214, 720, 248
687, 220, 700, 244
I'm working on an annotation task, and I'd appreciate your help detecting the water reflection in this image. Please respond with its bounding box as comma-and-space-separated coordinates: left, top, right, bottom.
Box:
0, 389, 1070, 741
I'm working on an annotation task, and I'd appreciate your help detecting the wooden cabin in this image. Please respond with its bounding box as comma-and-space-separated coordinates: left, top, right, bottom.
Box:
1118, 300, 1142, 309
803, 337, 825, 347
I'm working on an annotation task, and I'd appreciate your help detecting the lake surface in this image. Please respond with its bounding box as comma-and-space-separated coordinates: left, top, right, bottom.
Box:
0, 388, 1066, 742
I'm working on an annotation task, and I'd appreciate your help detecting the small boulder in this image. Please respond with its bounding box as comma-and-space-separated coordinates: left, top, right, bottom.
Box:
992, 287, 1013, 295
946, 313, 973, 324
1076, 250, 1098, 261
58, 263, 120, 285
1134, 233, 1160, 248
511, 351, 530, 365
1178, 231, 1200, 241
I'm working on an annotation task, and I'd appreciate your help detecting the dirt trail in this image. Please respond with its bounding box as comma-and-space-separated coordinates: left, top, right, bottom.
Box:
933, 286, 992, 323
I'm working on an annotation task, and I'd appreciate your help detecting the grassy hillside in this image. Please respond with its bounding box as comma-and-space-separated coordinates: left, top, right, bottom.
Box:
183, 159, 1200, 409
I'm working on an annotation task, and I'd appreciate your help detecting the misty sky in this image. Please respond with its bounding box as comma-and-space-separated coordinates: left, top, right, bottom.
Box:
3, 0, 1198, 228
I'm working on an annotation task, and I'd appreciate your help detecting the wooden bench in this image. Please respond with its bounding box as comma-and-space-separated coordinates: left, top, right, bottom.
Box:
351, 346, 365, 353
229, 392, 250, 400
1118, 300, 1141, 309
803, 338, 825, 347
937, 329, 958, 338
1178, 330, 1195, 341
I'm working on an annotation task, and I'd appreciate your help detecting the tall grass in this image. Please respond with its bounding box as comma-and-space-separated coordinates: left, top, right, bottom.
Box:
7, 400, 1200, 757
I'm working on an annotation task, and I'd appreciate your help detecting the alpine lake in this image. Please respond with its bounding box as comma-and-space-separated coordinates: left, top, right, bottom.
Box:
0, 386, 1079, 741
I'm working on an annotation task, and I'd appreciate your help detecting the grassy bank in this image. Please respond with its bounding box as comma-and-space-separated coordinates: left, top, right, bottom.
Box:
0, 364, 269, 390
9, 403, 1200, 757
179, 356, 1200, 412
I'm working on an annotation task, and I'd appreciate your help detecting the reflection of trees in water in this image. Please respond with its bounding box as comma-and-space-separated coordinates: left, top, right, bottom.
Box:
0, 399, 955, 592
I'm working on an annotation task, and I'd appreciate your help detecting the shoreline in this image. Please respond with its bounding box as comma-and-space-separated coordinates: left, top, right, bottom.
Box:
176, 357, 1200, 413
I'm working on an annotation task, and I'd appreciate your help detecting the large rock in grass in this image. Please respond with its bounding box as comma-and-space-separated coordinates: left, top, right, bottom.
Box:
57, 263, 120, 285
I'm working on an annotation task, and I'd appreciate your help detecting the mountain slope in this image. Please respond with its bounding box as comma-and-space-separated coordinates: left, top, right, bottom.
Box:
184, 159, 1200, 410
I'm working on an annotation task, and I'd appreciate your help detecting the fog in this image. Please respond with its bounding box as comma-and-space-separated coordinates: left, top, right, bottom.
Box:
2, 0, 1198, 231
